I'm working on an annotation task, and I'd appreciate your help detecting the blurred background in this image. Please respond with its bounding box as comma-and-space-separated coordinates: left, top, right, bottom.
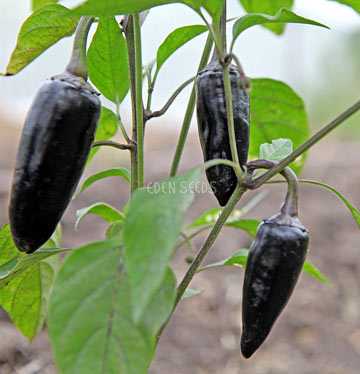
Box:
0, 0, 360, 373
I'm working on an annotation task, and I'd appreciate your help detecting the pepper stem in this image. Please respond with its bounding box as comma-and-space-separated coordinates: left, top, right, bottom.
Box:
245, 159, 299, 217
65, 16, 94, 80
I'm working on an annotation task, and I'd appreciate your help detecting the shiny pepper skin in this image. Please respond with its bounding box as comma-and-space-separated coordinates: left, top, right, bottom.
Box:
241, 213, 309, 358
196, 57, 250, 206
9, 73, 101, 253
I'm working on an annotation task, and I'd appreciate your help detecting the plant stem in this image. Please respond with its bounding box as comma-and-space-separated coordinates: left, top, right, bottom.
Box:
134, 13, 144, 187
219, 4, 242, 178
65, 16, 94, 80
92, 140, 134, 151
145, 76, 195, 120
169, 34, 213, 177
158, 185, 245, 340
116, 104, 131, 143
125, 15, 138, 192
222, 64, 241, 175
245, 159, 299, 217
250, 99, 360, 189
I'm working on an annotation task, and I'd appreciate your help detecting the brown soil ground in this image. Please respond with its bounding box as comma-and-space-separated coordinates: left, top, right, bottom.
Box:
1, 115, 360, 374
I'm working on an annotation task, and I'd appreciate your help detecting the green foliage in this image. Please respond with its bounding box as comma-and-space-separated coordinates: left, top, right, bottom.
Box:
238, 0, 294, 34
259, 138, 293, 161
3, 4, 78, 75
75, 203, 125, 230
155, 24, 208, 77
249, 79, 310, 174
77, 168, 131, 197
48, 239, 175, 374
87, 17, 129, 103
123, 168, 201, 322
87, 107, 119, 163
32, 0, 58, 10
231, 8, 329, 50
329, 0, 360, 13
70, 0, 225, 21
0, 225, 67, 340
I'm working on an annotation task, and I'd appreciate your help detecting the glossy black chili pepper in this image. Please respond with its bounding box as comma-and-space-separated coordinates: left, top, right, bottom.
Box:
241, 160, 309, 358
9, 17, 101, 253
196, 53, 250, 206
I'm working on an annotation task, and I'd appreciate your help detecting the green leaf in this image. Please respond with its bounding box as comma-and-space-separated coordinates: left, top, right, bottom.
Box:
198, 249, 250, 272
303, 261, 331, 284
138, 268, 176, 343
77, 168, 131, 197
0, 225, 20, 267
87, 107, 118, 164
232, 8, 329, 49
198, 248, 330, 283
155, 24, 208, 75
32, 0, 58, 11
0, 256, 58, 340
0, 247, 68, 291
238, 0, 294, 34
185, 208, 260, 237
48, 239, 175, 374
328, 0, 360, 14
69, 0, 225, 21
298, 180, 360, 229
226, 219, 261, 238
249, 78, 310, 175
259, 138, 293, 161
182, 288, 203, 299
106, 221, 124, 239
87, 17, 129, 103
3, 4, 78, 75
186, 208, 223, 230
124, 167, 201, 322
75, 203, 125, 230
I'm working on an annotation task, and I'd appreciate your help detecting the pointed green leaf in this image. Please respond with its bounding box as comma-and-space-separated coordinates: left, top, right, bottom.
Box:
87, 107, 119, 164
186, 208, 223, 230
48, 239, 175, 374
303, 261, 331, 284
3, 4, 78, 75
0, 225, 20, 266
249, 78, 310, 175
124, 167, 201, 322
225, 219, 261, 238
75, 203, 125, 230
77, 168, 131, 197
328, 0, 360, 14
69, 0, 225, 21
32, 0, 59, 11
87, 17, 129, 103
182, 288, 203, 299
106, 221, 124, 240
259, 138, 293, 161
238, 0, 294, 34
198, 249, 250, 272
0, 256, 58, 340
156, 25, 208, 75
232, 8, 329, 49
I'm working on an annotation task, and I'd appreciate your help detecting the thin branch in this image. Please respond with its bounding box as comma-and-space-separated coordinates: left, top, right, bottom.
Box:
92, 140, 134, 151
145, 76, 195, 120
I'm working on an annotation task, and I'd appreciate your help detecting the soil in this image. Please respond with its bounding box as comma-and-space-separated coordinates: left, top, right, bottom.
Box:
0, 116, 360, 374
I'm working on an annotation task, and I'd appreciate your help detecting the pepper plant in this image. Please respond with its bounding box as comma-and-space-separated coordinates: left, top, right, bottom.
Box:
0, 0, 360, 372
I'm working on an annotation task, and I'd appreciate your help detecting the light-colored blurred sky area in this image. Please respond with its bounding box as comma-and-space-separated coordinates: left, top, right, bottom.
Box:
0, 0, 359, 136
